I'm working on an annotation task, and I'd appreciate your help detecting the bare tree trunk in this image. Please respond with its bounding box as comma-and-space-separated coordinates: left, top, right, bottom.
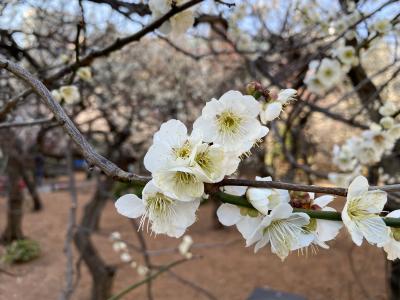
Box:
1, 154, 25, 244
20, 167, 43, 211
73, 176, 115, 300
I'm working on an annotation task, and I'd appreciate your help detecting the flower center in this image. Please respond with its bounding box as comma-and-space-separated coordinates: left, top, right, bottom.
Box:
347, 197, 373, 220
303, 218, 317, 233
195, 148, 214, 174
323, 68, 333, 78
146, 192, 174, 215
344, 50, 354, 59
174, 141, 192, 159
216, 110, 242, 135
174, 171, 198, 185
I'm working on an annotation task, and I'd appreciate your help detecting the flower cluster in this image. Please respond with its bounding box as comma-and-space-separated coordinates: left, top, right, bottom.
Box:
115, 89, 296, 238
329, 101, 400, 187
218, 177, 342, 260
114, 88, 399, 262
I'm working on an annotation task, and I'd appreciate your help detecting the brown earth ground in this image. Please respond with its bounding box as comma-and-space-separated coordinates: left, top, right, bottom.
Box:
0, 177, 390, 300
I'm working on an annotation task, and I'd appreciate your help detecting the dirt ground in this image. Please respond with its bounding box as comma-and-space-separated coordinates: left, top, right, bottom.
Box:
0, 179, 390, 300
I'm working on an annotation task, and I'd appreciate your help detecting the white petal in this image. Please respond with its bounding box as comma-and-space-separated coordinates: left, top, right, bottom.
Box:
313, 195, 335, 208
236, 216, 263, 240
216, 203, 242, 226
359, 217, 389, 245
246, 188, 271, 215
223, 185, 247, 196
269, 203, 293, 220
347, 176, 369, 199
115, 194, 145, 218
153, 119, 188, 147
387, 210, 400, 218
363, 190, 387, 214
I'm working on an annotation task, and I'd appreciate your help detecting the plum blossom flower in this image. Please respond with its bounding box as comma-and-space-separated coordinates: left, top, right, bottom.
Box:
51, 89, 62, 102
388, 124, 400, 140
193, 90, 267, 155
316, 58, 343, 88
362, 128, 395, 153
77, 67, 92, 81
379, 102, 397, 117
302, 194, 343, 249
259, 89, 297, 123
217, 186, 263, 240
190, 143, 240, 183
144, 120, 205, 200
372, 19, 392, 34
277, 89, 297, 105
304, 74, 327, 95
353, 138, 382, 165
335, 46, 358, 65
246, 203, 313, 260
332, 144, 357, 172
217, 203, 263, 240
178, 235, 193, 256
59, 85, 80, 104
380, 117, 394, 129
342, 176, 389, 246
246, 176, 290, 215
115, 180, 200, 238
379, 210, 400, 260
149, 0, 194, 35
260, 101, 282, 123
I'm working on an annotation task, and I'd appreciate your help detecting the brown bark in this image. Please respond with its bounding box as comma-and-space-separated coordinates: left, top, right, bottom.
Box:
1, 154, 25, 244
73, 176, 115, 300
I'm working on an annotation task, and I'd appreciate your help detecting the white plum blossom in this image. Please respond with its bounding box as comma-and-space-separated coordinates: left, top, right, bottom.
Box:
260, 101, 282, 123
335, 46, 358, 65
372, 19, 392, 34
380, 116, 394, 129
362, 128, 395, 153
303, 194, 343, 249
353, 138, 382, 165
277, 89, 297, 105
77, 67, 92, 81
316, 58, 343, 88
388, 124, 400, 140
120, 252, 132, 263
379, 210, 400, 260
260, 89, 297, 123
51, 89, 62, 102
193, 90, 267, 155
59, 85, 80, 104
246, 176, 290, 215
190, 143, 240, 183
332, 144, 357, 172
178, 235, 194, 257
149, 0, 194, 35
304, 74, 327, 95
217, 185, 263, 240
342, 176, 389, 246
246, 203, 313, 260
379, 102, 397, 117
115, 180, 200, 238
217, 203, 263, 240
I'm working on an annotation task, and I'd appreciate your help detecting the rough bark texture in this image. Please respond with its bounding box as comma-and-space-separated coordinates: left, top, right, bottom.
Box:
1, 154, 25, 244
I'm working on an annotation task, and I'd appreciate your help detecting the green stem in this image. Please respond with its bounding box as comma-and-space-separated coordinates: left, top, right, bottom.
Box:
215, 192, 400, 228
107, 258, 189, 300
